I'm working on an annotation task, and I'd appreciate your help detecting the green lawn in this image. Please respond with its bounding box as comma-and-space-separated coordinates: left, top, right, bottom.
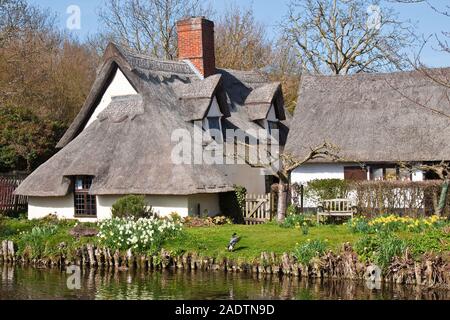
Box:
164, 223, 361, 260
1, 216, 448, 262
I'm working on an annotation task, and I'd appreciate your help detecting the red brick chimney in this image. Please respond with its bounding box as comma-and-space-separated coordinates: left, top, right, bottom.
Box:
177, 17, 216, 78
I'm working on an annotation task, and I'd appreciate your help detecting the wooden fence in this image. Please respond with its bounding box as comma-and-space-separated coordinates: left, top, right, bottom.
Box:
0, 173, 28, 215
243, 193, 274, 224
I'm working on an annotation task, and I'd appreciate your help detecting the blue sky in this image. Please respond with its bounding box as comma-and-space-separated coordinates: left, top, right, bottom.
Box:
29, 0, 450, 67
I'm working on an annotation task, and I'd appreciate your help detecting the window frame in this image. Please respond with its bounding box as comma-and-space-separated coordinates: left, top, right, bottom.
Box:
73, 176, 97, 217
368, 165, 412, 181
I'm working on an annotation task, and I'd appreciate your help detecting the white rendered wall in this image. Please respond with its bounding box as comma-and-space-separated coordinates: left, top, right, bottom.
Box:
223, 164, 267, 194
28, 194, 193, 221
291, 163, 346, 185
84, 68, 138, 128
266, 104, 277, 121
412, 170, 424, 181
28, 194, 75, 220
187, 193, 221, 217
96, 195, 190, 219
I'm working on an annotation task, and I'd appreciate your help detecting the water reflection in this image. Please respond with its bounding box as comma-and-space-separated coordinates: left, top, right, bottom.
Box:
0, 265, 448, 300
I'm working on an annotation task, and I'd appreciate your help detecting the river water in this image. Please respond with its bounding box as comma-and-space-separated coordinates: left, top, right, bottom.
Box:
0, 265, 448, 300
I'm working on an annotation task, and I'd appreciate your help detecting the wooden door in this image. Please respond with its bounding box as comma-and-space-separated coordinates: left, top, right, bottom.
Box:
344, 166, 367, 181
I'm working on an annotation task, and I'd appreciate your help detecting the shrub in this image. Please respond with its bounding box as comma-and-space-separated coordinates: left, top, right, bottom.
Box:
234, 185, 247, 211
292, 239, 328, 265
304, 179, 349, 206
349, 180, 449, 217
97, 217, 182, 254
111, 195, 154, 219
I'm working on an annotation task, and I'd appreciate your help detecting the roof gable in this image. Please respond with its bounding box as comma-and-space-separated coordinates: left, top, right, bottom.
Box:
173, 74, 230, 121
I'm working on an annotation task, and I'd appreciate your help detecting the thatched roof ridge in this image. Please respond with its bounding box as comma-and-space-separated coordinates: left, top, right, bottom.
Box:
286, 67, 450, 163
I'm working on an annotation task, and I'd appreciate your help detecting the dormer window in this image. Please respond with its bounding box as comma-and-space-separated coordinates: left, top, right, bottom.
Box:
203, 96, 223, 141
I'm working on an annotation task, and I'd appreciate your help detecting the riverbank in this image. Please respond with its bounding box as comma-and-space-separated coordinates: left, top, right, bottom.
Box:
1, 215, 449, 288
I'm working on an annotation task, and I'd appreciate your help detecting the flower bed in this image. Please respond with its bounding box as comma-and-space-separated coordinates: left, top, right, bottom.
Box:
348, 215, 447, 233
98, 217, 182, 253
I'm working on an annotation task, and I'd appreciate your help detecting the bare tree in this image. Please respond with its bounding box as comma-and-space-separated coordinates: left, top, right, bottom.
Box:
0, 0, 56, 46
274, 142, 341, 221
214, 4, 273, 71
281, 0, 417, 74
97, 0, 212, 59
268, 39, 302, 114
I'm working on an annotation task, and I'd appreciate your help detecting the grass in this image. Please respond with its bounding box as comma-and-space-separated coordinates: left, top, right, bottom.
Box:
164, 222, 361, 260
1, 215, 448, 262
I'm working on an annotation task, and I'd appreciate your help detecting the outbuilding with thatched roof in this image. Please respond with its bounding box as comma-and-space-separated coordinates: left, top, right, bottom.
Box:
286, 68, 450, 187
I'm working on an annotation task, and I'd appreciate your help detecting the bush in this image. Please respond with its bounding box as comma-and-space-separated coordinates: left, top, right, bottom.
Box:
292, 239, 328, 265
350, 180, 449, 217
111, 195, 154, 219
304, 179, 349, 206
97, 217, 183, 254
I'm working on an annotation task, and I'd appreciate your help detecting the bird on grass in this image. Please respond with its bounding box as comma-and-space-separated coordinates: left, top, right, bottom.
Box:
228, 233, 241, 252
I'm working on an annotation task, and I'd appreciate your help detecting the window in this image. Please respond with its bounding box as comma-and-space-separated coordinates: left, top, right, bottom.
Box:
267, 121, 279, 135
74, 176, 97, 217
369, 165, 412, 181
204, 116, 222, 142
207, 117, 221, 132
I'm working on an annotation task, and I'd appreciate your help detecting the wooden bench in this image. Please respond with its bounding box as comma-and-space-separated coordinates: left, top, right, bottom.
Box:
317, 199, 356, 224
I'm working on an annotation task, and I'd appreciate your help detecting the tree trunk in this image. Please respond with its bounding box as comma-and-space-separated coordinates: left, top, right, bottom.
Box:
436, 179, 449, 216
277, 176, 289, 222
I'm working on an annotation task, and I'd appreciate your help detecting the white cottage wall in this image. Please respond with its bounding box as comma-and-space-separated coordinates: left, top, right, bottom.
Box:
187, 193, 221, 217
84, 68, 138, 128
291, 163, 346, 185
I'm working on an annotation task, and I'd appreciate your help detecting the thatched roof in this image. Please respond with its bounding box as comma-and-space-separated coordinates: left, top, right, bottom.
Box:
285, 68, 450, 163
15, 43, 288, 197
173, 74, 230, 121
245, 82, 285, 121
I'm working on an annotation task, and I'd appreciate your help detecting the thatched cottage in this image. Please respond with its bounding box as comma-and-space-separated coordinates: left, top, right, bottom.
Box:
286, 68, 450, 186
15, 17, 288, 221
